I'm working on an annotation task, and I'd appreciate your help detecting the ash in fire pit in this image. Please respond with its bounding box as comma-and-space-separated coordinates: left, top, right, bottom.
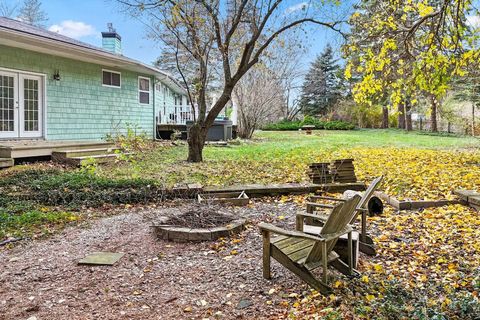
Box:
166, 206, 235, 228
152, 204, 247, 242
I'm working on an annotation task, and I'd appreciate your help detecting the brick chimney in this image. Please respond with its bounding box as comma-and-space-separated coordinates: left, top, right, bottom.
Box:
101, 23, 122, 55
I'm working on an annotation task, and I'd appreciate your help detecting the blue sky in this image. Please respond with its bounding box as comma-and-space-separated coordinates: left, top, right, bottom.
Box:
4, 0, 350, 68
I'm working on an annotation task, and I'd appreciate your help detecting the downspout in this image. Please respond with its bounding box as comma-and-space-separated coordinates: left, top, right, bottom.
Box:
154, 77, 163, 141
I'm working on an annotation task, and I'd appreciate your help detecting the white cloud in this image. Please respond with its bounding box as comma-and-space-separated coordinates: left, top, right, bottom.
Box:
48, 20, 97, 39
285, 2, 309, 14
466, 15, 480, 29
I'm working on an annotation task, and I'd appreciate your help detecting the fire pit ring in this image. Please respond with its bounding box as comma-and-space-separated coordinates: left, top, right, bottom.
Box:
151, 210, 247, 242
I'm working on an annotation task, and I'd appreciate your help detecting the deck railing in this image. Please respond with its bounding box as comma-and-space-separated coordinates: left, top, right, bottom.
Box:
156, 105, 195, 125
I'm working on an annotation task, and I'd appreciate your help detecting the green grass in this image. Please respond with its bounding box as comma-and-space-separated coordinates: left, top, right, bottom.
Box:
100, 129, 479, 186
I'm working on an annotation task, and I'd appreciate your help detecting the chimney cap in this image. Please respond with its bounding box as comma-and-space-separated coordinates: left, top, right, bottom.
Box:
102, 23, 121, 40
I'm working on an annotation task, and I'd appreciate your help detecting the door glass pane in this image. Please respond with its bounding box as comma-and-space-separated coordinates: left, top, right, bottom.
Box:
0, 75, 15, 132
24, 78, 39, 132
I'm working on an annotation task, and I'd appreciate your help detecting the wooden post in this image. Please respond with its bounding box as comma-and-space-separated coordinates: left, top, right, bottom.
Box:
347, 231, 353, 274
322, 241, 328, 284
262, 230, 271, 279
296, 215, 304, 232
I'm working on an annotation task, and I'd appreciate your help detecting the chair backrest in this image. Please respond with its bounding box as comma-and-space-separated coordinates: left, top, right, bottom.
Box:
357, 176, 383, 209
305, 195, 361, 264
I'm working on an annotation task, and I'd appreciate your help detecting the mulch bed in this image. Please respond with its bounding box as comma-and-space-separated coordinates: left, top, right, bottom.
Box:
0, 199, 322, 320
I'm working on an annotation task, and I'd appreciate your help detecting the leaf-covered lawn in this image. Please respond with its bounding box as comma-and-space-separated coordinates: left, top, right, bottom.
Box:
102, 130, 480, 200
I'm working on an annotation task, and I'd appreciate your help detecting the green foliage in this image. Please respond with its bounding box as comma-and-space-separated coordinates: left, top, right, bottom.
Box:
0, 210, 77, 240
263, 117, 355, 131
300, 44, 345, 116
106, 122, 150, 152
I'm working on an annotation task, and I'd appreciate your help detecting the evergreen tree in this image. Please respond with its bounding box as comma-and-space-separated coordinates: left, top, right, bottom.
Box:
18, 0, 48, 28
299, 44, 342, 116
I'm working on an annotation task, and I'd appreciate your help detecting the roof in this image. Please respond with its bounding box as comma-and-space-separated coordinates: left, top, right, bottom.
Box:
0, 17, 186, 94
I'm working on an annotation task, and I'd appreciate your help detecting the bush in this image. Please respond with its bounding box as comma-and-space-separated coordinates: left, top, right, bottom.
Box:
263, 118, 355, 131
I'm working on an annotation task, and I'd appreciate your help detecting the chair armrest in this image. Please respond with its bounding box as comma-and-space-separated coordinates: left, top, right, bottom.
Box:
258, 222, 325, 242
309, 196, 347, 202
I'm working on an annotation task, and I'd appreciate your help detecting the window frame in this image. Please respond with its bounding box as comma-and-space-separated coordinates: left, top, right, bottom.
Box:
102, 69, 121, 88
138, 76, 151, 105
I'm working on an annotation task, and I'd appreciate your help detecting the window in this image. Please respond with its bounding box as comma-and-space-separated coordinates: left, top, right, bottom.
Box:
138, 77, 150, 104
102, 70, 121, 87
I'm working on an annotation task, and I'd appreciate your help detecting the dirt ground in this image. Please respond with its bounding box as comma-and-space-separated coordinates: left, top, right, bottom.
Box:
0, 200, 321, 320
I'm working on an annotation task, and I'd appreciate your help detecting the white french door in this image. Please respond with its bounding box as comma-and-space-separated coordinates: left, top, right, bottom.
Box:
0, 71, 43, 139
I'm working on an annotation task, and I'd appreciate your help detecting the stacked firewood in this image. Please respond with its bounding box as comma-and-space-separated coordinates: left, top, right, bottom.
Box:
330, 159, 357, 183
308, 159, 357, 184
308, 162, 335, 184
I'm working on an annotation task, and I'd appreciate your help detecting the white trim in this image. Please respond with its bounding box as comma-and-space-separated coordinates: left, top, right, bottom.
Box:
0, 66, 46, 77
0, 69, 45, 139
19, 74, 43, 138
102, 69, 121, 88
138, 76, 151, 105
0, 71, 18, 138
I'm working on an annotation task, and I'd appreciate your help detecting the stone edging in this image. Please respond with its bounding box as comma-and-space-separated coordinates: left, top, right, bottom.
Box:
151, 217, 247, 242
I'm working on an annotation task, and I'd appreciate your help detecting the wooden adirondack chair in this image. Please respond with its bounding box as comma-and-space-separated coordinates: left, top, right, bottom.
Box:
304, 176, 383, 255
259, 195, 361, 294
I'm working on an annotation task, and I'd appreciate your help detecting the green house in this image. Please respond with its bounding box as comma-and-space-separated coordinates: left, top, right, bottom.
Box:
0, 17, 189, 142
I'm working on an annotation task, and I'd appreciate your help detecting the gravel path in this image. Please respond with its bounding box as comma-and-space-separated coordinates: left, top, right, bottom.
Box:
0, 201, 312, 320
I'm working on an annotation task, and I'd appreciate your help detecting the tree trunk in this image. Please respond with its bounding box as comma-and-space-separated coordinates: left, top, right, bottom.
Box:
187, 123, 206, 162
430, 96, 438, 132
405, 100, 412, 131
472, 102, 476, 137
398, 103, 406, 129
382, 106, 389, 129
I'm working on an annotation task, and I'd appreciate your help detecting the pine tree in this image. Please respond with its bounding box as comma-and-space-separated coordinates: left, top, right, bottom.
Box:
18, 0, 48, 28
299, 44, 342, 116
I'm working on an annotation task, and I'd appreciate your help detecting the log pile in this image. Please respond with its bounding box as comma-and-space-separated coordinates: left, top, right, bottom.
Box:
308, 159, 357, 184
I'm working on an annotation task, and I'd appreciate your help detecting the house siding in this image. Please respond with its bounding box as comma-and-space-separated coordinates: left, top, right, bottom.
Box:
0, 44, 154, 140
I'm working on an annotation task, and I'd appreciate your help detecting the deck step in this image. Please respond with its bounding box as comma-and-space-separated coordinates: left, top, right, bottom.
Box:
0, 158, 14, 168
52, 147, 122, 159
64, 153, 133, 166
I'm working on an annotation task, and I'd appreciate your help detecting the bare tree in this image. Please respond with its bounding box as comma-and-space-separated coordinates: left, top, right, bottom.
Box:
18, 0, 48, 27
0, 1, 18, 17
234, 66, 285, 138
234, 33, 305, 137
118, 0, 344, 162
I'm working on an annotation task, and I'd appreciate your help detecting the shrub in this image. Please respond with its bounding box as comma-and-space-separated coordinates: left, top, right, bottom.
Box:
263, 118, 354, 131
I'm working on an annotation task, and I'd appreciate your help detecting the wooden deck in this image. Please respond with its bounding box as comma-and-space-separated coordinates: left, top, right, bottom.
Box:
0, 140, 114, 158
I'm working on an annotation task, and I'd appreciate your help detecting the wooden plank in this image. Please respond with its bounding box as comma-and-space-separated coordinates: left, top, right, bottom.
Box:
469, 196, 480, 206
281, 239, 313, 255
204, 182, 366, 197
274, 237, 305, 249
0, 158, 13, 168
453, 189, 479, 200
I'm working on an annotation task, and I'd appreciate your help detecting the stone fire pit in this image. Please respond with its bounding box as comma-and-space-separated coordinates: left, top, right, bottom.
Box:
152, 205, 247, 242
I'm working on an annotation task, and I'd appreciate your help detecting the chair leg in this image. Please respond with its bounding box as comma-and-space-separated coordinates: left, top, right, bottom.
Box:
322, 241, 328, 284
331, 259, 360, 277
359, 242, 376, 256
361, 211, 367, 243
347, 231, 353, 274
295, 215, 304, 232
262, 230, 271, 279
271, 246, 332, 294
